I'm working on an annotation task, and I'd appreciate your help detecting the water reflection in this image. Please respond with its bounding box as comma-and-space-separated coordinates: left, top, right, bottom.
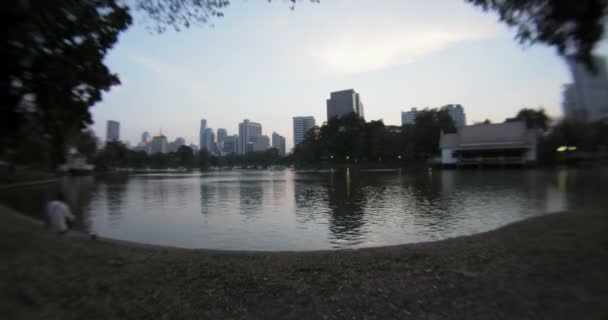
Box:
326, 170, 366, 247
0, 169, 606, 250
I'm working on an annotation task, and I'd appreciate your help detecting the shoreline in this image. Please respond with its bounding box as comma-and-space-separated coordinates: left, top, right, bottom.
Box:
0, 203, 559, 254
2, 203, 607, 319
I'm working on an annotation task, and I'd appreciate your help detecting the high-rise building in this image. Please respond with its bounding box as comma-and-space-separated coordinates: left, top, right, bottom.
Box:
168, 137, 186, 153
401, 108, 417, 125
251, 135, 270, 152
217, 128, 227, 148
238, 119, 262, 154
563, 55, 608, 122
326, 89, 364, 121
106, 120, 120, 142
150, 134, 168, 154
222, 135, 238, 154
272, 132, 286, 156
201, 128, 215, 152
442, 104, 466, 128
199, 119, 207, 151
292, 116, 316, 146
141, 132, 150, 145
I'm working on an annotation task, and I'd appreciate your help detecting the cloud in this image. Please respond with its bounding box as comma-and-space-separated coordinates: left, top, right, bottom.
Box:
313, 25, 501, 75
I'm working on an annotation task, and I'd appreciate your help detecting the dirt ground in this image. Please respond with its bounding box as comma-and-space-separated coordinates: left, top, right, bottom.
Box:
1, 206, 607, 319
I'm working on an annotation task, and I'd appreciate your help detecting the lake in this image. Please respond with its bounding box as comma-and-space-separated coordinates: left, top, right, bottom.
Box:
1, 168, 606, 251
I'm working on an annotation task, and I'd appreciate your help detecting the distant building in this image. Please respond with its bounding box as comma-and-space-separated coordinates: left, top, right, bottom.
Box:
168, 137, 185, 153
199, 118, 207, 151
150, 134, 168, 154
293, 116, 316, 146
401, 108, 417, 125
442, 104, 466, 128
238, 119, 262, 154
272, 132, 286, 156
201, 128, 215, 152
562, 55, 608, 122
222, 135, 238, 154
326, 89, 364, 121
141, 132, 150, 145
251, 135, 270, 152
439, 122, 539, 166
216, 128, 227, 149
190, 144, 199, 152
106, 120, 120, 142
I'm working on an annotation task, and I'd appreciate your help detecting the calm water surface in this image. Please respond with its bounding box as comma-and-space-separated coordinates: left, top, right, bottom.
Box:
1, 169, 606, 250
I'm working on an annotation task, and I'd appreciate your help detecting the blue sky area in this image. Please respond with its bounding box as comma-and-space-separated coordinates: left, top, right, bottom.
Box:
92, 0, 608, 150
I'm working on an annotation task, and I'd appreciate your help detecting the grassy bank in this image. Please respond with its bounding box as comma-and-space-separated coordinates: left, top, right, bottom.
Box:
1, 206, 607, 320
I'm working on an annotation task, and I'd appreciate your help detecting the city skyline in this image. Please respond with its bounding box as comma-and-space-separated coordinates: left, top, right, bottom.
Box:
90, 0, 608, 149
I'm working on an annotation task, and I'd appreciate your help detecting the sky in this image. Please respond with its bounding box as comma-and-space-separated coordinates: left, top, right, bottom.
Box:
91, 0, 608, 150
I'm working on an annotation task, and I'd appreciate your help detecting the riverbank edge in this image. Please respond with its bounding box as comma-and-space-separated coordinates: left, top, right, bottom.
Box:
0, 202, 577, 254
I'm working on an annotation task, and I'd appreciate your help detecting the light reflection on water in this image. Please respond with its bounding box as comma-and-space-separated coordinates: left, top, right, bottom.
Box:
1, 169, 606, 251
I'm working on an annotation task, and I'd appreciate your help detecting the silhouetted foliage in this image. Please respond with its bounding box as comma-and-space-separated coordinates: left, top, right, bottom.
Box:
466, 0, 606, 70
2, 0, 132, 166
293, 109, 455, 165
539, 119, 608, 164
95, 142, 129, 169
177, 145, 195, 166
506, 108, 550, 131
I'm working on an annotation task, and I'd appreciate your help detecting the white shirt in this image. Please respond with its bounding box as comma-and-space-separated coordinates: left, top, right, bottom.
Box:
45, 200, 75, 233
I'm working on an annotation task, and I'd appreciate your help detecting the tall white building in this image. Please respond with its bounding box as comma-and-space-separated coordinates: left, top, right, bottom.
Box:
293, 116, 316, 146
442, 104, 466, 128
326, 89, 364, 121
401, 108, 417, 125
238, 119, 262, 154
272, 132, 286, 156
563, 55, 608, 122
106, 120, 120, 142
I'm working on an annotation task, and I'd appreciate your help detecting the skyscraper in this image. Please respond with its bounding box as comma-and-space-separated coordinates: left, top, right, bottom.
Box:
141, 131, 150, 145
222, 135, 238, 154
442, 104, 466, 128
401, 108, 417, 125
199, 118, 207, 151
563, 55, 608, 122
106, 120, 120, 142
238, 119, 262, 154
216, 128, 227, 148
251, 135, 270, 152
201, 128, 215, 152
293, 116, 316, 146
272, 132, 286, 156
326, 89, 364, 121
150, 134, 168, 154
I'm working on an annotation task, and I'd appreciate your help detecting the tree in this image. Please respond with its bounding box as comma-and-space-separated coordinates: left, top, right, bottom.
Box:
134, 0, 606, 69
466, 0, 606, 70
176, 145, 194, 167
2, 1, 132, 166
506, 108, 550, 131
95, 141, 129, 169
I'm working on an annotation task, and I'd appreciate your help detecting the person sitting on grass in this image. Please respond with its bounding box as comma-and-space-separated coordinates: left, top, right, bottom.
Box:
45, 193, 75, 234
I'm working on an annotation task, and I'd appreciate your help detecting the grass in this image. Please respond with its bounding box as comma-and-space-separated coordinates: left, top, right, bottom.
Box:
1, 206, 607, 319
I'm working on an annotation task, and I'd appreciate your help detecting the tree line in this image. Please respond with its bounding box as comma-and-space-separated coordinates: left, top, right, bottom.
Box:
94, 143, 288, 170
